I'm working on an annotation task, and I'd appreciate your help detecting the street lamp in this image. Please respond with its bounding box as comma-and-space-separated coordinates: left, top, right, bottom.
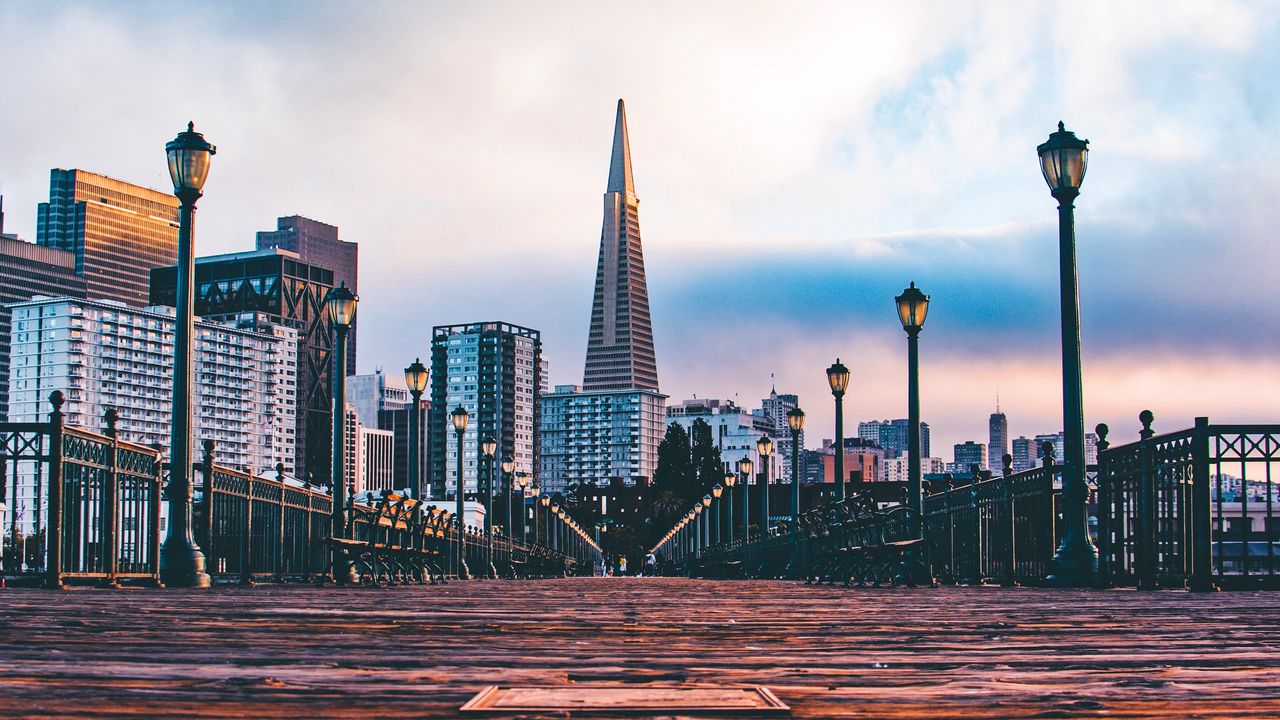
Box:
702, 493, 713, 549
786, 407, 806, 578
159, 122, 216, 589
711, 484, 723, 545
738, 457, 753, 542
826, 359, 850, 501
757, 436, 773, 539
480, 434, 497, 578
723, 473, 736, 544
450, 406, 470, 580
539, 494, 550, 548
324, 281, 359, 585
404, 358, 429, 500
895, 281, 928, 536
1038, 121, 1097, 584
502, 458, 515, 546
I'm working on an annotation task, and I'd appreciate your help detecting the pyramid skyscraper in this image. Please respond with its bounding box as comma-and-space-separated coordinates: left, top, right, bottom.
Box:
583, 99, 659, 392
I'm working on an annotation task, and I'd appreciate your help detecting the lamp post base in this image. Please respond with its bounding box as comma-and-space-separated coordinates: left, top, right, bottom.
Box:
159, 543, 211, 588
457, 559, 471, 581
1044, 538, 1098, 587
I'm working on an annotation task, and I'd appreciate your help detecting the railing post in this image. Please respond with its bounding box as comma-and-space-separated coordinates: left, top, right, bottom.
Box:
102, 409, 121, 588
201, 440, 215, 571
1137, 411, 1158, 590
150, 444, 164, 587
1093, 425, 1112, 587
1189, 417, 1216, 592
275, 462, 286, 583
45, 392, 66, 590
970, 465, 981, 583
1001, 454, 1016, 586
241, 473, 254, 586
943, 474, 955, 579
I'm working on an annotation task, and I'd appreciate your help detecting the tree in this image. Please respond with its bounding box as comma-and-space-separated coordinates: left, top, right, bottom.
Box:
689, 418, 724, 500
652, 422, 694, 501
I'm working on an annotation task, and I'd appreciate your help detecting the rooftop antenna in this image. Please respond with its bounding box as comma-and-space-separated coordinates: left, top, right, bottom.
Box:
770, 372, 776, 394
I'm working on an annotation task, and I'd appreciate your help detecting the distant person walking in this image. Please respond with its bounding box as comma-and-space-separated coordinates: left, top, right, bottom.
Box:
619, 556, 628, 575
644, 552, 657, 576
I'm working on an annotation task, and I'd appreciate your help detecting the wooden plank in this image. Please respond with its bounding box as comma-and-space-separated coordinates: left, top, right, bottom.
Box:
0, 579, 1279, 718
460, 685, 789, 713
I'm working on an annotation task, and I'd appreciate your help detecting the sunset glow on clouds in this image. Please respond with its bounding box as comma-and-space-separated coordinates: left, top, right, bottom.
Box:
0, 1, 1276, 453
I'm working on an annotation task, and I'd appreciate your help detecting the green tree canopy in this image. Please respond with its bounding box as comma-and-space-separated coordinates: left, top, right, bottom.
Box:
689, 418, 724, 501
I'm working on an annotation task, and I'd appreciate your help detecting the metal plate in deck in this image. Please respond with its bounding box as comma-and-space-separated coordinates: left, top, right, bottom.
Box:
460, 685, 790, 714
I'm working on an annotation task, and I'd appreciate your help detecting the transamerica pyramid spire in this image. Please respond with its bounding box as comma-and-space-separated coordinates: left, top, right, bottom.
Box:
583, 99, 659, 392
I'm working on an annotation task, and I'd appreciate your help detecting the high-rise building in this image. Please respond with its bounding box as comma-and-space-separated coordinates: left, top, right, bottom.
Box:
582, 99, 658, 392
759, 388, 803, 483
348, 369, 428, 493
0, 235, 87, 420
256, 216, 358, 376
953, 441, 987, 472
6, 296, 296, 476
540, 385, 667, 495
856, 418, 931, 459
665, 398, 785, 482
37, 169, 179, 307
989, 404, 1008, 475
150, 248, 335, 483
429, 322, 541, 500
1011, 436, 1035, 473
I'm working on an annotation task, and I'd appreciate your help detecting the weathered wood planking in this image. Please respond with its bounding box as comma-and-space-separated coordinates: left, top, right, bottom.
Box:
1, 579, 1279, 718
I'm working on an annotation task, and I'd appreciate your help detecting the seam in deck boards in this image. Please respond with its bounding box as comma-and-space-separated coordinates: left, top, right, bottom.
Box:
1, 578, 1279, 718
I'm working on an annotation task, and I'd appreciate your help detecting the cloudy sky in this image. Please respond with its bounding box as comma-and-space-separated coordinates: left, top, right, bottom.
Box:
1, 1, 1277, 458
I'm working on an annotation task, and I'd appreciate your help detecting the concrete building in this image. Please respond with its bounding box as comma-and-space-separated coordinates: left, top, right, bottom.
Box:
151, 248, 335, 484
539, 101, 668, 499
857, 418, 931, 459
348, 369, 428, 494
664, 398, 785, 482
952, 441, 988, 472
6, 296, 296, 476
759, 388, 803, 484
429, 322, 541, 500
0, 234, 86, 420
883, 455, 947, 483
1011, 436, 1035, 473
540, 385, 667, 495
989, 404, 1008, 475
256, 216, 358, 376
359, 424, 396, 495
582, 99, 659, 393
36, 169, 179, 307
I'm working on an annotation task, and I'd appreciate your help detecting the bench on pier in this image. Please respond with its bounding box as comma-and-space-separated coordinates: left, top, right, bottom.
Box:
330, 493, 448, 585
803, 491, 932, 587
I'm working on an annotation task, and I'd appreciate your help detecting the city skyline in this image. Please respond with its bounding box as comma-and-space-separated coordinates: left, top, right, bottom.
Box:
0, 2, 1276, 457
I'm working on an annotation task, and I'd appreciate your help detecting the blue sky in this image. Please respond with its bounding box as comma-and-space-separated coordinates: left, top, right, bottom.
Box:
1, 1, 1277, 457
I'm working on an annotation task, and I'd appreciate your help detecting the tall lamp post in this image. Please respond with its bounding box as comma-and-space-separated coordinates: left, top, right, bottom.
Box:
757, 436, 773, 538
701, 494, 712, 550
786, 407, 805, 579
480, 434, 497, 578
538, 494, 550, 547
738, 457, 753, 540
711, 484, 723, 545
450, 406, 471, 580
502, 458, 515, 543
1038, 121, 1098, 583
404, 358, 429, 500
325, 282, 359, 585
723, 473, 736, 544
520, 474, 533, 544
895, 282, 928, 536
826, 360, 850, 501
159, 121, 216, 589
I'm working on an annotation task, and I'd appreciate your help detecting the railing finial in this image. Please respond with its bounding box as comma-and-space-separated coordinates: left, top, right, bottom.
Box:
1095, 423, 1110, 453
103, 408, 119, 437
275, 462, 286, 482
49, 390, 65, 412
1139, 410, 1155, 440
1041, 441, 1056, 466
1002, 453, 1013, 476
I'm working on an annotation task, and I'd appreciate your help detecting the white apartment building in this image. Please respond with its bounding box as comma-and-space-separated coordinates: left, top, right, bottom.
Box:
883, 456, 947, 482
539, 385, 667, 494
665, 398, 786, 482
7, 297, 296, 473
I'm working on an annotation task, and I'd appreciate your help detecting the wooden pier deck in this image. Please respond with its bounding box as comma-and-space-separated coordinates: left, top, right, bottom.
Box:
1, 578, 1279, 718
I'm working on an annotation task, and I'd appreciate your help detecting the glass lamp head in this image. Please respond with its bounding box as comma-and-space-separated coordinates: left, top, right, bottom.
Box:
895, 281, 930, 332
1037, 121, 1089, 194
404, 358, 429, 394
739, 457, 754, 476
826, 358, 851, 396
502, 458, 515, 475
166, 121, 216, 196
712, 484, 723, 498
480, 434, 497, 458
450, 406, 469, 433
787, 407, 806, 433
757, 435, 774, 458
324, 282, 358, 329
724, 473, 736, 488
